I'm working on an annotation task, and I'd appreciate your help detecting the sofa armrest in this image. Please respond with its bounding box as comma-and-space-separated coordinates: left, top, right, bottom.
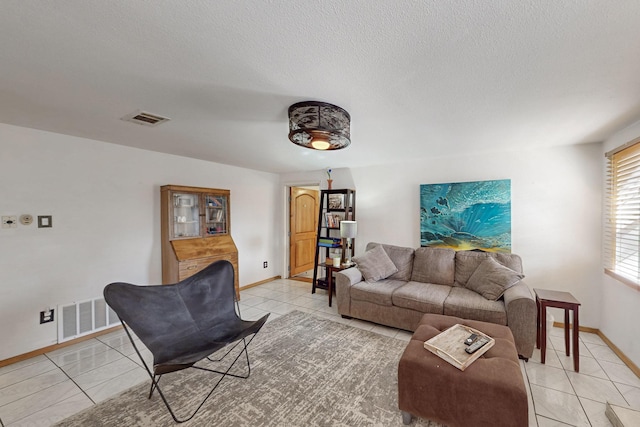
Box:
335, 267, 363, 316
503, 281, 536, 359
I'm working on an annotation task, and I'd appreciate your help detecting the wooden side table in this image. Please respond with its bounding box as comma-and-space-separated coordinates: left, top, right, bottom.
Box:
320, 263, 349, 307
534, 288, 581, 372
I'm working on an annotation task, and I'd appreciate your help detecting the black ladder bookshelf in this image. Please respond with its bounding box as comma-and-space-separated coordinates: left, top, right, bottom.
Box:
312, 189, 356, 301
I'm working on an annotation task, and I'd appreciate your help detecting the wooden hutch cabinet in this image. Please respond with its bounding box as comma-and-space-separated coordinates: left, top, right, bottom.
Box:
160, 185, 239, 297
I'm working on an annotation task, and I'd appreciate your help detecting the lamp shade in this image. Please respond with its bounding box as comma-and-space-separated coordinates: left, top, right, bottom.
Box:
340, 221, 357, 239
288, 101, 350, 150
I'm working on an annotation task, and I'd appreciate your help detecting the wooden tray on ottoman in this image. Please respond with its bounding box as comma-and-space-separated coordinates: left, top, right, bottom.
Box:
423, 323, 495, 371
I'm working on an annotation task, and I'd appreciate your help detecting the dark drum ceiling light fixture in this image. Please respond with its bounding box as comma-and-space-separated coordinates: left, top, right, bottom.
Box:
288, 101, 351, 150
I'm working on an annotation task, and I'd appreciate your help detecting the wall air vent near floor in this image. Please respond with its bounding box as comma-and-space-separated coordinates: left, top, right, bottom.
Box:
57, 297, 120, 343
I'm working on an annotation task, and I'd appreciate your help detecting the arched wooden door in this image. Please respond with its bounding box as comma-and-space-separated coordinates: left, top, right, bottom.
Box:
289, 187, 319, 277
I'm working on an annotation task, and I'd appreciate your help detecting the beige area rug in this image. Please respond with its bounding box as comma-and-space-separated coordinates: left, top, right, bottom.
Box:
56, 311, 442, 426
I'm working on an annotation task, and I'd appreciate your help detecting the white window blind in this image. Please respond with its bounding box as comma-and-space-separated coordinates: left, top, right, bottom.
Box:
604, 140, 640, 287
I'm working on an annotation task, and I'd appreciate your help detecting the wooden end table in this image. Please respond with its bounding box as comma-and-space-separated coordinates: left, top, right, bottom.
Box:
534, 288, 581, 372
320, 263, 350, 307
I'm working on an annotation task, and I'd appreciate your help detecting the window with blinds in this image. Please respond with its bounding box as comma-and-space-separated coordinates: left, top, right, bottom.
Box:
604, 139, 640, 289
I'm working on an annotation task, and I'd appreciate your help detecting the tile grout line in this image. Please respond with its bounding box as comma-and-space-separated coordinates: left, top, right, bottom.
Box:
97, 334, 153, 375
560, 333, 627, 425
44, 353, 97, 406
577, 371, 597, 425
2, 354, 97, 427
596, 353, 637, 408
520, 359, 540, 426
0, 361, 59, 392
42, 332, 147, 411
562, 365, 592, 426
553, 335, 596, 426
530, 332, 639, 425
0, 362, 78, 426
527, 358, 584, 424
576, 334, 638, 409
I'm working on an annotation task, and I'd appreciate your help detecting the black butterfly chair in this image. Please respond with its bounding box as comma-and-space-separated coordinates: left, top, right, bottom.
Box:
104, 260, 269, 423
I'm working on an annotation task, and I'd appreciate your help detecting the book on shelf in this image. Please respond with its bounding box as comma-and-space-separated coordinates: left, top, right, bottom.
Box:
207, 197, 223, 208
325, 212, 342, 228
318, 237, 342, 248
319, 237, 341, 244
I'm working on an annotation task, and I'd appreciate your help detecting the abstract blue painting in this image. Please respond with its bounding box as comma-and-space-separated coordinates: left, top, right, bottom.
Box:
420, 179, 511, 253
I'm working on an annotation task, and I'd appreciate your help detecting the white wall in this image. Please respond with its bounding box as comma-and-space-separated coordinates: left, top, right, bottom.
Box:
351, 144, 603, 333
282, 142, 604, 333
601, 119, 640, 366
0, 123, 281, 360
1, 122, 612, 364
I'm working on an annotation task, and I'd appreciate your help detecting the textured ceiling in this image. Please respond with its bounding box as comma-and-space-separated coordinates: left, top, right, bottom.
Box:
1, 1, 640, 173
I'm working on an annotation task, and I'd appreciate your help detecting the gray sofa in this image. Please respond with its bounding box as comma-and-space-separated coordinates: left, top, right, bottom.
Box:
335, 243, 537, 359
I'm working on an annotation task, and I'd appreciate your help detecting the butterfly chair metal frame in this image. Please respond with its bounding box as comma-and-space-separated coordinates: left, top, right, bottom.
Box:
104, 260, 269, 423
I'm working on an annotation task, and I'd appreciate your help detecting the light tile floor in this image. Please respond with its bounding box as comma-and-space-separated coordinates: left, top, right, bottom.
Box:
1, 278, 639, 426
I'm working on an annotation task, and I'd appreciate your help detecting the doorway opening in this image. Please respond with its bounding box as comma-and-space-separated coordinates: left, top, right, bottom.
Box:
288, 185, 320, 283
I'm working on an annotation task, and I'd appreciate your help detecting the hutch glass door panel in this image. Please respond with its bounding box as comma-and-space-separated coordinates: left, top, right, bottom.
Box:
205, 194, 228, 236
172, 192, 200, 239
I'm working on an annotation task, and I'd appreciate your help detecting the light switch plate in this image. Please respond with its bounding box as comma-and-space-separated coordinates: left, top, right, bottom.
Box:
38, 215, 52, 228
2, 216, 17, 229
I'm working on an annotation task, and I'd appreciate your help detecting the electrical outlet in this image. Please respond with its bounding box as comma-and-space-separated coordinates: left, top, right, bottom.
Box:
2, 215, 17, 229
263, 261, 268, 268
40, 309, 55, 324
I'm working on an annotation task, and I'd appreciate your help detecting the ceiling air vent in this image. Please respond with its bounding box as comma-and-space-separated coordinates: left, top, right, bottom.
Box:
121, 110, 170, 127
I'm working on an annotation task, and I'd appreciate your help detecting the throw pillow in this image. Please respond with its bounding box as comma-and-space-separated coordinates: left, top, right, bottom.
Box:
410, 247, 455, 285
353, 244, 399, 283
466, 256, 525, 300
366, 242, 415, 281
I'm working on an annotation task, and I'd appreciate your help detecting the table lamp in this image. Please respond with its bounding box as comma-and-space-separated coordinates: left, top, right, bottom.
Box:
340, 221, 357, 266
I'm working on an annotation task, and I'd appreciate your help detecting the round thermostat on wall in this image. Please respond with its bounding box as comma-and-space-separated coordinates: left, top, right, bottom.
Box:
19, 214, 33, 225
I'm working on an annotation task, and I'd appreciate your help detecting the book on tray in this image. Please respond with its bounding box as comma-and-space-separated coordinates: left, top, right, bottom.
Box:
423, 324, 495, 371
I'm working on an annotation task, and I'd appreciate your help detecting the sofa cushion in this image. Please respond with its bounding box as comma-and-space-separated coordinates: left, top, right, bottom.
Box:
391, 281, 451, 314
466, 257, 525, 300
366, 242, 415, 281
455, 251, 524, 286
351, 279, 406, 306
443, 286, 507, 325
353, 244, 398, 282
410, 247, 455, 285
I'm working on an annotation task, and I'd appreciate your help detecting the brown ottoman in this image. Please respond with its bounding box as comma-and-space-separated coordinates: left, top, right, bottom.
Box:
398, 313, 528, 427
